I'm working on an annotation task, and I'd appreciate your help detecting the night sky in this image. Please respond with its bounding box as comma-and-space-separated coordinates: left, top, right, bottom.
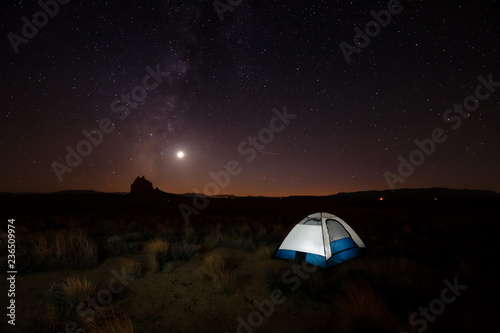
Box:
1, 0, 499, 196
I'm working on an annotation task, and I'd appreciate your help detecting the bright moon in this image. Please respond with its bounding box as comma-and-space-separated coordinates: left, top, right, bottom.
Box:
177, 151, 184, 159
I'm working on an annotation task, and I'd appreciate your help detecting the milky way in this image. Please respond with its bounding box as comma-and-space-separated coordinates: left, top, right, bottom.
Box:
1, 0, 499, 196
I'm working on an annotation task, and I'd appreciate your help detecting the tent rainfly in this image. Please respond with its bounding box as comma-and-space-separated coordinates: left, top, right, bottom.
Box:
273, 212, 366, 268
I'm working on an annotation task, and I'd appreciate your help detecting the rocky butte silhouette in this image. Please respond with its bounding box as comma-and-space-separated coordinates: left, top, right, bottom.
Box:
130, 176, 156, 195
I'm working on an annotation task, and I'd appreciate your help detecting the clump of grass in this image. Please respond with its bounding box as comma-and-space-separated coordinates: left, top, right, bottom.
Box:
22, 229, 98, 270
168, 241, 201, 261
106, 235, 127, 255
265, 264, 296, 294
47, 276, 97, 316
205, 221, 255, 252
334, 279, 400, 332
43, 302, 67, 331
183, 224, 199, 244
142, 238, 169, 272
203, 253, 238, 293
250, 223, 269, 243
118, 257, 145, 278
306, 269, 327, 298
256, 244, 274, 258
55, 229, 98, 268
31, 276, 96, 332
83, 308, 134, 333
30, 233, 49, 265
268, 223, 287, 243
43, 277, 134, 332
264, 261, 329, 297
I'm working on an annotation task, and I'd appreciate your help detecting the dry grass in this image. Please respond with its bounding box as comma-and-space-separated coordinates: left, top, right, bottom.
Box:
334, 279, 400, 332
265, 265, 295, 293
142, 238, 169, 272
183, 224, 199, 244
43, 302, 67, 331
203, 253, 238, 293
204, 221, 255, 251
21, 229, 98, 270
83, 308, 134, 333
118, 257, 145, 278
168, 241, 201, 261
306, 269, 327, 297
256, 244, 274, 258
46, 276, 97, 317
325, 255, 429, 332
106, 235, 127, 255
42, 276, 135, 332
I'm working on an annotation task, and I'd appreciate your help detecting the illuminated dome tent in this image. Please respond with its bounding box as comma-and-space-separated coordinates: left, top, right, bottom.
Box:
273, 212, 366, 268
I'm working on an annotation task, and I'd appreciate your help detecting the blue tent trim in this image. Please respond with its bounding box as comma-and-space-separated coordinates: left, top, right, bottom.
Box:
326, 237, 361, 267
330, 237, 357, 254
274, 249, 296, 260
305, 253, 327, 267
274, 237, 364, 267
326, 246, 364, 267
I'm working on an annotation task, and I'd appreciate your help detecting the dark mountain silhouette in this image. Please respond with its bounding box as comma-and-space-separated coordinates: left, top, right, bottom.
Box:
0, 184, 498, 217
130, 176, 155, 195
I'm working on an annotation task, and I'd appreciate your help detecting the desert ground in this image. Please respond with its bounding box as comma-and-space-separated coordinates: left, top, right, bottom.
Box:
1, 188, 499, 332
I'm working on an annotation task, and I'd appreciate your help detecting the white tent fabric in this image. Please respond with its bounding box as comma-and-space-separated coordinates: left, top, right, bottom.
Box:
279, 224, 324, 255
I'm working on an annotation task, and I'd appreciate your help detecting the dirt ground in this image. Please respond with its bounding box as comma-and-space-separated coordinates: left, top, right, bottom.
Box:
1, 190, 499, 332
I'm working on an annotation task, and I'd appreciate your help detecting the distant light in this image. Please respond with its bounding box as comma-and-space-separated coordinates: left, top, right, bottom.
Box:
379, 197, 384, 201
434, 197, 437, 200
177, 151, 184, 158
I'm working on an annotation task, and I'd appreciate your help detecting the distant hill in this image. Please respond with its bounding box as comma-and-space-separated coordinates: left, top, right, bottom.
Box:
50, 190, 108, 195
0, 185, 498, 217
330, 188, 500, 201
181, 193, 238, 199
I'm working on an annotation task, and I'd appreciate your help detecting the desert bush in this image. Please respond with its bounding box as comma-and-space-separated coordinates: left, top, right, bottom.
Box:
83, 308, 134, 333
334, 279, 400, 332
168, 241, 201, 261
326, 255, 429, 332
335, 255, 434, 310
205, 221, 255, 252
20, 229, 98, 270
265, 264, 296, 294
99, 218, 122, 234
306, 269, 328, 298
268, 223, 287, 243
42, 306, 134, 333
118, 257, 145, 278
30, 233, 49, 264
106, 235, 127, 255
41, 276, 133, 333
264, 260, 327, 297
256, 244, 274, 258
183, 224, 199, 244
203, 253, 238, 293
250, 222, 269, 242
43, 302, 68, 331
142, 238, 169, 272
47, 276, 97, 316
